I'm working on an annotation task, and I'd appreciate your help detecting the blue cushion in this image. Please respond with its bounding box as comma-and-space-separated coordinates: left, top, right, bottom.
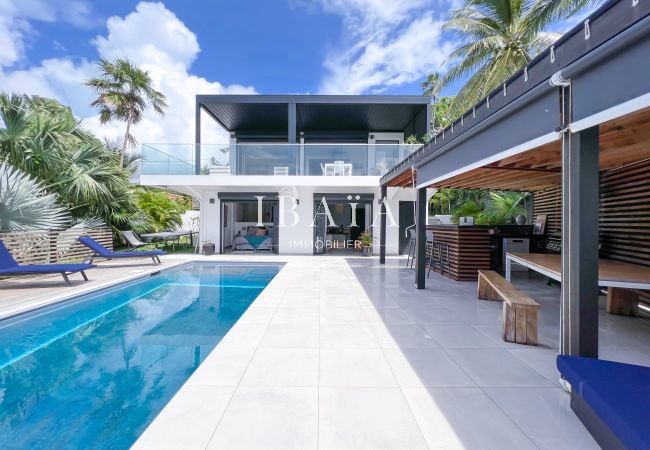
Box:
557, 355, 650, 449
0, 263, 95, 274
0, 240, 18, 269
109, 250, 166, 257
78, 236, 165, 258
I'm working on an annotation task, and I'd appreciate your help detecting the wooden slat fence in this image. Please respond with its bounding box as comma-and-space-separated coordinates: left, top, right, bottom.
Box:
532, 159, 650, 267
532, 186, 562, 235
0, 228, 113, 265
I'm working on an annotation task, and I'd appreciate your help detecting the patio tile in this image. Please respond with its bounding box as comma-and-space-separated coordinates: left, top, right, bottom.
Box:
134, 385, 234, 450
446, 348, 556, 387
402, 306, 465, 324
218, 322, 268, 348
241, 348, 319, 387
280, 294, 319, 307
319, 293, 360, 307
370, 323, 440, 348
319, 349, 397, 387
187, 347, 256, 386
271, 306, 319, 324
320, 323, 379, 349
208, 387, 318, 450
319, 387, 428, 450
361, 306, 416, 324
402, 387, 537, 450
420, 323, 501, 348
260, 322, 319, 348
383, 348, 476, 387
484, 387, 599, 449
508, 347, 562, 386
320, 306, 366, 324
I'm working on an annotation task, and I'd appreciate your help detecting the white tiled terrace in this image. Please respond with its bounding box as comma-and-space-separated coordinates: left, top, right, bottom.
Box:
127, 254, 650, 450
4, 254, 647, 448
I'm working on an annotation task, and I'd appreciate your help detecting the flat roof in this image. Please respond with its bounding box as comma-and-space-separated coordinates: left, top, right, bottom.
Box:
197, 94, 430, 134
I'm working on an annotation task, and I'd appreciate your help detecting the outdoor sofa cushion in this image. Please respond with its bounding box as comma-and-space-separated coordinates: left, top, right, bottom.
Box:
78, 236, 165, 257
557, 355, 650, 450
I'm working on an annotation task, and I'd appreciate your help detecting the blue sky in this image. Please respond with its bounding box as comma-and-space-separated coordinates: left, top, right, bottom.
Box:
0, 0, 592, 146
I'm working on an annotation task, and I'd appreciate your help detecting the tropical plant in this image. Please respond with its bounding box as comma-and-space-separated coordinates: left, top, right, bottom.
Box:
0, 162, 70, 231
86, 58, 167, 167
484, 191, 529, 223
135, 188, 186, 232
441, 0, 600, 117
0, 93, 147, 236
421, 72, 443, 99
359, 232, 373, 247
450, 200, 491, 225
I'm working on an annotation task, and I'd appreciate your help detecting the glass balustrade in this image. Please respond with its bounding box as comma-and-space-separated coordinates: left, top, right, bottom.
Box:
141, 143, 421, 176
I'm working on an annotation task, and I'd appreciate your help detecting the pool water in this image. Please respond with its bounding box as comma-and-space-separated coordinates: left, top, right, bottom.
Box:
0, 262, 280, 450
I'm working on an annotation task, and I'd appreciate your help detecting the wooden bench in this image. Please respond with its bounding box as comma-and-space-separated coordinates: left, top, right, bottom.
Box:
477, 270, 540, 346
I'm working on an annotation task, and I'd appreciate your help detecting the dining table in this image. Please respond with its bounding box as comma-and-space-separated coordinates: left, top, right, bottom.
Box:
505, 252, 650, 316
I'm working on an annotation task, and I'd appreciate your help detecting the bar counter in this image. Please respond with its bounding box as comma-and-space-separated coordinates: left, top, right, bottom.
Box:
427, 225, 492, 281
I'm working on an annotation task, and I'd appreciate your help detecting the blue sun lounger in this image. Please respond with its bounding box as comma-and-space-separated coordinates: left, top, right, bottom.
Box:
78, 236, 165, 264
0, 240, 95, 285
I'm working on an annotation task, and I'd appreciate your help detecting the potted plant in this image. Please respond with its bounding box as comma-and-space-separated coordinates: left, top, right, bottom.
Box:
202, 240, 215, 255
359, 233, 373, 257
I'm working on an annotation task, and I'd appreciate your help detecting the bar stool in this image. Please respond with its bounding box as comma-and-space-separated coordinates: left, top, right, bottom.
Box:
425, 230, 434, 274
405, 228, 416, 268
428, 241, 450, 278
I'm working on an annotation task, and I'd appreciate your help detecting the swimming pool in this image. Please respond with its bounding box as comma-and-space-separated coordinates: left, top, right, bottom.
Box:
0, 262, 281, 449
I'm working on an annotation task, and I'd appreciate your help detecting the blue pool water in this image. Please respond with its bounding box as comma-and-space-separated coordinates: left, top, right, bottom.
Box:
0, 262, 280, 449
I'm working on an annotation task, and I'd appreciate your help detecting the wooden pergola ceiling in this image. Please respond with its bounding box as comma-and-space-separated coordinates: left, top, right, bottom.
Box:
386, 167, 417, 188
426, 107, 650, 192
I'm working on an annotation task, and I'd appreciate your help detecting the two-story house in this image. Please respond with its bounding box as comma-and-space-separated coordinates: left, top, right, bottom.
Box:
139, 95, 430, 255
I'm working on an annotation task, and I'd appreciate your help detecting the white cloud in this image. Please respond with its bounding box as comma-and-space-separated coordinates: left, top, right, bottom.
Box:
320, 12, 451, 94
0, 1, 257, 160
299, 0, 452, 94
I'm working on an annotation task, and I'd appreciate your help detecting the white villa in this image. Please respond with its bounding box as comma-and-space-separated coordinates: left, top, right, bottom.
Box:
140, 95, 431, 255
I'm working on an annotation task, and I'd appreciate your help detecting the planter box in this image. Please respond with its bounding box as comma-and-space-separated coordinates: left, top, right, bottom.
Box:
202, 244, 215, 256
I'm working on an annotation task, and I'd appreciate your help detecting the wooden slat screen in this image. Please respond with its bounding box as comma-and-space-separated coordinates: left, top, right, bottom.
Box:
532, 186, 561, 235
531, 159, 650, 267
600, 159, 650, 267
0, 228, 113, 265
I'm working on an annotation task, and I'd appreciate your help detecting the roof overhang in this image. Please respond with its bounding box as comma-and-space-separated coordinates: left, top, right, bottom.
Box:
197, 95, 430, 135
381, 0, 650, 189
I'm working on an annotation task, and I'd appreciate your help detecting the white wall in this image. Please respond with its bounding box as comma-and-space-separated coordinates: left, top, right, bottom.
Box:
196, 185, 411, 256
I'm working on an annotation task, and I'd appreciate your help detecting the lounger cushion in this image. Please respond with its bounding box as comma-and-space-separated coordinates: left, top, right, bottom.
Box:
108, 250, 165, 257
0, 263, 94, 274
78, 236, 165, 258
557, 355, 650, 449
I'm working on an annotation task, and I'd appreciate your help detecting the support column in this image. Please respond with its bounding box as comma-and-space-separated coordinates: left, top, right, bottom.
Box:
195, 101, 201, 175
288, 102, 297, 143
379, 186, 387, 264
561, 122, 600, 358
416, 187, 427, 289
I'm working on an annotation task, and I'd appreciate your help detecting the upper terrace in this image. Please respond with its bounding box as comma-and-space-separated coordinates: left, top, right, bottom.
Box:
141, 95, 430, 177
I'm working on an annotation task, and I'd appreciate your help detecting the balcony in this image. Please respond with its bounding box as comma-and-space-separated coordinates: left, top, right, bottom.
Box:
141, 143, 421, 177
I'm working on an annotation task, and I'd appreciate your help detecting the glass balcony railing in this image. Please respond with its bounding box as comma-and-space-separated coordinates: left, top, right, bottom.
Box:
141, 143, 421, 177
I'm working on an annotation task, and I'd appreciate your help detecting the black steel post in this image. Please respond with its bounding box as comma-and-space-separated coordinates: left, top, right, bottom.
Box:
379, 186, 387, 264
416, 187, 427, 289
560, 86, 600, 357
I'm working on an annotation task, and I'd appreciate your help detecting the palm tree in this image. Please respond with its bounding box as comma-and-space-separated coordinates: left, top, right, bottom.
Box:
0, 162, 70, 231
86, 58, 167, 167
0, 93, 148, 236
441, 0, 599, 118
421, 72, 442, 99
485, 191, 529, 223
